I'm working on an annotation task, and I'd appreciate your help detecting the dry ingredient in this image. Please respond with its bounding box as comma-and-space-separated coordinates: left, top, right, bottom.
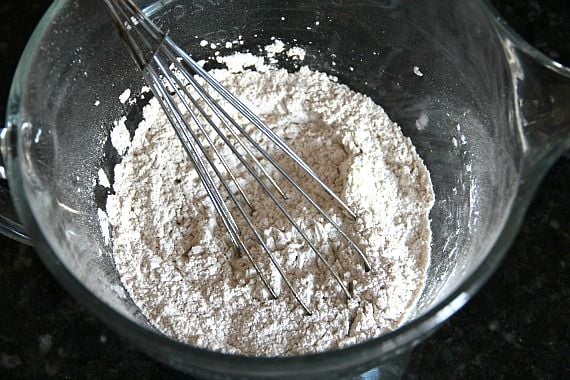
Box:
100, 47, 434, 356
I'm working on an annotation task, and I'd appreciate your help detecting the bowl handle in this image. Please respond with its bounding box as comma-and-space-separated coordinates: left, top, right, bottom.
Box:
0, 127, 32, 244
501, 28, 570, 173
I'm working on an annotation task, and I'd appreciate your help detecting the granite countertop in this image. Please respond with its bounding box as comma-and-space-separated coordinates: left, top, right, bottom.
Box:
0, 1, 568, 379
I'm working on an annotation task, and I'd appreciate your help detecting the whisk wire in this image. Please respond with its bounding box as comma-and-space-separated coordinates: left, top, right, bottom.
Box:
154, 54, 314, 314
103, 0, 163, 70
173, 42, 359, 221
104, 0, 292, 307
169, 58, 289, 200
145, 62, 288, 309
103, 0, 373, 313
147, 62, 240, 238
174, 54, 372, 271
167, 63, 255, 213
163, 58, 353, 298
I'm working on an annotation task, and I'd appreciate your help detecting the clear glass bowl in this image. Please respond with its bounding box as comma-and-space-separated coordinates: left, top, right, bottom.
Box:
1, 0, 569, 378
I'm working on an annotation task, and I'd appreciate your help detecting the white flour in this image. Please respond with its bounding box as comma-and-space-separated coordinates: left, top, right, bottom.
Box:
101, 50, 434, 356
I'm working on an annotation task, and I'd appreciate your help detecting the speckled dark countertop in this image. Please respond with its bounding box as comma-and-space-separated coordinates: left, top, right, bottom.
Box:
0, 1, 568, 379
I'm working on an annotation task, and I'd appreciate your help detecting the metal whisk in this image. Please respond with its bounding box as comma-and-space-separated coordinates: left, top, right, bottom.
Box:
102, 0, 371, 315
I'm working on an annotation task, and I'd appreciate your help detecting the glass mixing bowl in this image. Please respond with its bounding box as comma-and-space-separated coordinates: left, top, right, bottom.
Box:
1, 0, 569, 378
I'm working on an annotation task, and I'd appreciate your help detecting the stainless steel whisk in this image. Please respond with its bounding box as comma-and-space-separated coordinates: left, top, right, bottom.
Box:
102, 0, 371, 314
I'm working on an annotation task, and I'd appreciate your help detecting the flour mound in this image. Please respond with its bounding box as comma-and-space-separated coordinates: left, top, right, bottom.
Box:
103, 66, 434, 356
